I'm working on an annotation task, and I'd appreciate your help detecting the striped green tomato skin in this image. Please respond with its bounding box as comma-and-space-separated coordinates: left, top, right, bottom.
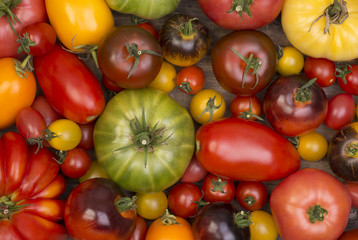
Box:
94, 88, 195, 193
105, 0, 180, 20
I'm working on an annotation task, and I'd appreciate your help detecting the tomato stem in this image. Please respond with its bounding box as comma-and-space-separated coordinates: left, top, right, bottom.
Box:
160, 209, 179, 225
307, 205, 328, 223
335, 62, 352, 84
227, 0, 253, 20
294, 78, 317, 103
116, 196, 137, 213
210, 177, 228, 193
234, 210, 252, 228
179, 81, 193, 94
0, 196, 27, 220
344, 142, 358, 158
16, 32, 36, 54
0, 0, 22, 37
239, 98, 263, 121
198, 94, 223, 123
244, 195, 255, 206
180, 18, 198, 36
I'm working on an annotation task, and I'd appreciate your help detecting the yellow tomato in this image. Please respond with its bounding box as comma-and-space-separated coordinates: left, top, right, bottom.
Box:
276, 46, 304, 76
0, 58, 37, 129
135, 192, 168, 220
282, 0, 358, 61
190, 89, 226, 125
45, 0, 114, 50
297, 131, 328, 162
148, 61, 177, 93
249, 210, 278, 240
79, 160, 108, 183
46, 119, 82, 151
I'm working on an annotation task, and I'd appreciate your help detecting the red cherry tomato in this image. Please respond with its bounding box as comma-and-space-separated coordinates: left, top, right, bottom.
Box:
31, 94, 62, 127
78, 122, 95, 150
176, 65, 205, 94
235, 181, 268, 211
303, 57, 336, 87
230, 95, 263, 121
60, 147, 92, 179
180, 155, 208, 183
337, 64, 358, 95
202, 174, 236, 203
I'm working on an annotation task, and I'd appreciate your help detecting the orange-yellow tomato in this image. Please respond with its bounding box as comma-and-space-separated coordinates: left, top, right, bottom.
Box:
0, 58, 37, 129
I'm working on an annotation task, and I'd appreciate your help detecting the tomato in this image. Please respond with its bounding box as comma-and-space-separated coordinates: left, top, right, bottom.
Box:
201, 174, 236, 203
45, 0, 114, 51
31, 94, 62, 127
270, 168, 351, 240
337, 64, 358, 95
77, 122, 95, 151
344, 182, 358, 209
297, 131, 328, 162
192, 202, 251, 239
146, 210, 195, 240
263, 75, 328, 137
235, 181, 268, 211
303, 57, 336, 87
276, 46, 304, 76
45, 119, 82, 151
211, 30, 277, 96
106, 0, 181, 19
97, 25, 162, 89
195, 117, 300, 181
339, 228, 358, 240
33, 43, 106, 124
176, 65, 205, 94
249, 210, 278, 240
159, 14, 210, 67
94, 88, 195, 193
281, 0, 358, 61
197, 0, 284, 30
131, 16, 159, 40
0, 132, 67, 240
324, 93, 356, 130
0, 58, 37, 129
65, 178, 136, 240
148, 61, 177, 93
60, 147, 91, 178
102, 74, 124, 94
135, 192, 168, 220
0, 0, 48, 59
168, 183, 203, 219
129, 215, 148, 240
79, 160, 108, 183
189, 89, 226, 125
180, 155, 208, 183
229, 95, 262, 121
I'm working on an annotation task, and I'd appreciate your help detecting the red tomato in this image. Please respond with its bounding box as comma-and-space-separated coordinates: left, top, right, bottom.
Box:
324, 93, 356, 130
168, 182, 203, 219
102, 74, 123, 93
180, 155, 208, 183
195, 117, 300, 181
202, 174, 236, 203
303, 57, 336, 87
78, 122, 95, 150
339, 228, 358, 240
236, 181, 268, 211
337, 64, 358, 95
270, 168, 351, 240
60, 148, 92, 179
31, 94, 62, 127
344, 182, 358, 209
33, 44, 106, 124
230, 95, 262, 121
0, 0, 48, 58
197, 0, 284, 30
176, 65, 205, 94
131, 17, 159, 40
129, 215, 148, 240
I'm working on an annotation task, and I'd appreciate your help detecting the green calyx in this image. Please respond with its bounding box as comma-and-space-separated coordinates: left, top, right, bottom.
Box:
0, 0, 22, 37
198, 94, 223, 123
307, 205, 328, 223
161, 209, 179, 225
234, 210, 252, 228
335, 62, 352, 84
179, 81, 193, 94
0, 196, 27, 220
294, 78, 317, 103
210, 177, 228, 194
344, 142, 358, 157
14, 57, 33, 78
227, 0, 253, 20
244, 195, 255, 206
239, 98, 263, 121
116, 196, 137, 213
17, 32, 36, 54
180, 17, 198, 36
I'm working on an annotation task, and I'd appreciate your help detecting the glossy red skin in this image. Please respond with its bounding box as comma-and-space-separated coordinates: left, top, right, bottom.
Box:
304, 57, 336, 87
33, 44, 106, 124
20, 22, 57, 56
180, 155, 208, 183
136, 22, 159, 40
263, 74, 328, 137
60, 147, 92, 178
176, 65, 206, 94
65, 178, 136, 240
324, 93, 356, 130
195, 117, 300, 181
16, 107, 47, 140
78, 122, 95, 150
97, 25, 162, 89
344, 182, 358, 209
202, 174, 235, 203
235, 181, 268, 211
197, 0, 283, 30
129, 215, 148, 240
168, 182, 203, 218
211, 30, 277, 96
270, 168, 351, 240
339, 228, 358, 240
230, 95, 262, 120
0, 0, 47, 58
31, 94, 62, 127
338, 65, 358, 95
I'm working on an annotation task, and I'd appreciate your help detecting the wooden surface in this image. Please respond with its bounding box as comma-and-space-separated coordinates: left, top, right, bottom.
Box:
1, 0, 358, 239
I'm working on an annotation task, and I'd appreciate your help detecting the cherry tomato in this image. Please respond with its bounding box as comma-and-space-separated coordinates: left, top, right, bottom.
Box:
78, 122, 95, 150
230, 95, 263, 121
337, 64, 358, 95
190, 89, 226, 125
129, 215, 148, 240
31, 94, 62, 127
168, 182, 203, 219
79, 160, 108, 183
297, 131, 328, 162
276, 46, 304, 76
176, 65, 205, 94
135, 191, 168, 220
304, 57, 336, 87
202, 174, 236, 203
60, 147, 92, 178
180, 155, 208, 183
249, 210, 278, 240
235, 181, 268, 211
148, 61, 177, 93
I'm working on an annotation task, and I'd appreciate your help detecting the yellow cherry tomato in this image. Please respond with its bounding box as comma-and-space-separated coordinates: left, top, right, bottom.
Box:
135, 191, 168, 220
249, 210, 278, 240
297, 131, 328, 162
276, 46, 305, 76
46, 119, 82, 151
0, 58, 36, 129
190, 89, 226, 125
45, 0, 114, 50
148, 61, 177, 93
79, 160, 108, 183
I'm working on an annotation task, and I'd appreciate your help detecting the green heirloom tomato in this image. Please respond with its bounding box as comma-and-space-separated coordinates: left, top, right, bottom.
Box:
93, 88, 195, 193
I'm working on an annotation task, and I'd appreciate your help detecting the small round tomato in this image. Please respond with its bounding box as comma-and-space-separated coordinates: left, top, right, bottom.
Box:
148, 61, 177, 93
45, 119, 82, 151
180, 155, 208, 183
135, 192, 168, 220
60, 147, 92, 178
129, 215, 148, 240
249, 210, 278, 240
79, 160, 108, 183
31, 94, 62, 127
276, 46, 304, 76
190, 89, 226, 125
304, 57, 336, 87
78, 122, 95, 150
235, 181, 268, 211
176, 65, 205, 94
202, 174, 236, 203
230, 95, 262, 121
297, 131, 328, 162
336, 64, 358, 95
